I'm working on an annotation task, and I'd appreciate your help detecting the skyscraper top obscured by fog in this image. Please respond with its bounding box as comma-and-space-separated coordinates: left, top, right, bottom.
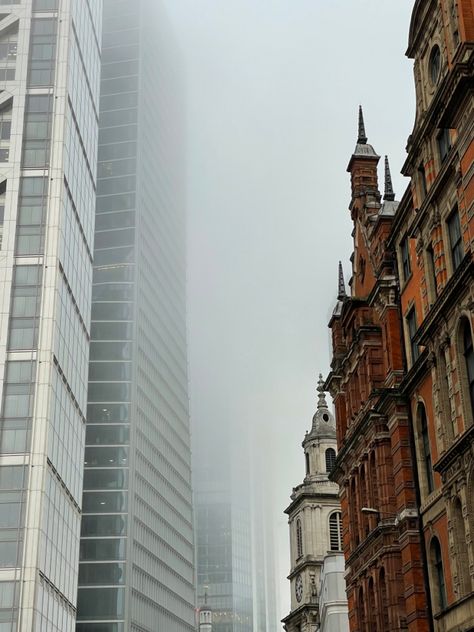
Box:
77, 1, 194, 630
0, 1, 101, 630
194, 420, 279, 632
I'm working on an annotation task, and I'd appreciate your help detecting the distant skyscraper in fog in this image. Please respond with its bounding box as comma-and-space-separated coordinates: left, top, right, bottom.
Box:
77, 1, 194, 630
194, 422, 278, 632
0, 1, 101, 630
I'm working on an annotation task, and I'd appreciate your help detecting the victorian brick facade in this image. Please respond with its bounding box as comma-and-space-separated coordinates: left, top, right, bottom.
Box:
388, 1, 474, 631
326, 111, 430, 632
326, 2, 474, 631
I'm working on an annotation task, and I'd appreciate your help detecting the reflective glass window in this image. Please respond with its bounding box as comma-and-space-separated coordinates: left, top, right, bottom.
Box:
81, 515, 127, 537
84, 447, 128, 468
87, 404, 130, 423
89, 341, 133, 361
83, 469, 128, 490
80, 538, 126, 561
76, 587, 125, 620
89, 362, 132, 382
82, 491, 128, 513
86, 425, 130, 446
79, 563, 126, 586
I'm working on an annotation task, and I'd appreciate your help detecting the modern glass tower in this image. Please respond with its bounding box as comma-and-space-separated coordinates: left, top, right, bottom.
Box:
76, 1, 194, 631
0, 0, 101, 630
195, 426, 278, 632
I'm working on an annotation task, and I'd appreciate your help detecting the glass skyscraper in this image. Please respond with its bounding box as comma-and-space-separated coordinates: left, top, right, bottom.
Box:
0, 0, 101, 630
77, 1, 194, 630
195, 427, 278, 632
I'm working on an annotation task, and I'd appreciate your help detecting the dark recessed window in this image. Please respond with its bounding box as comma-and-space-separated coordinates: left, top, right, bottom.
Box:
418, 163, 427, 197
447, 207, 463, 271
406, 308, 419, 363
419, 404, 434, 494
437, 128, 451, 164
462, 319, 474, 418
329, 512, 343, 551
429, 45, 441, 84
325, 448, 336, 472
400, 236, 411, 282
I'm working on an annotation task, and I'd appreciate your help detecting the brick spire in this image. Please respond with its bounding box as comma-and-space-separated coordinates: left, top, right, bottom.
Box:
384, 155, 395, 201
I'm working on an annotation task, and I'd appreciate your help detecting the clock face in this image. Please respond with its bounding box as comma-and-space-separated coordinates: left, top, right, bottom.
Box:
295, 574, 303, 603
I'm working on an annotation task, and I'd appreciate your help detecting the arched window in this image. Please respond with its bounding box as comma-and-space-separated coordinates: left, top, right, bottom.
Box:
379, 568, 389, 628
329, 512, 342, 551
305, 452, 310, 476
418, 403, 434, 494
325, 448, 336, 472
368, 578, 376, 631
358, 587, 366, 631
452, 498, 470, 596
462, 318, 474, 418
296, 518, 303, 558
430, 537, 447, 612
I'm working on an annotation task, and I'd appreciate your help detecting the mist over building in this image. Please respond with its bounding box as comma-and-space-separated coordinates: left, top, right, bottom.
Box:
77, 0, 194, 630
194, 419, 279, 632
0, 0, 101, 629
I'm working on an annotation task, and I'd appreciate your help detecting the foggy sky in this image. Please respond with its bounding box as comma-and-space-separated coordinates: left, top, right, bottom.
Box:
161, 0, 416, 621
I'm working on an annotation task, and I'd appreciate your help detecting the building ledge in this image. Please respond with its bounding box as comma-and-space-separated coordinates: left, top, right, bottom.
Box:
412, 255, 474, 347
433, 424, 474, 474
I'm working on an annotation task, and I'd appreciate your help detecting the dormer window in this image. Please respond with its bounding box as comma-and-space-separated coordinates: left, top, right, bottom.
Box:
429, 45, 441, 85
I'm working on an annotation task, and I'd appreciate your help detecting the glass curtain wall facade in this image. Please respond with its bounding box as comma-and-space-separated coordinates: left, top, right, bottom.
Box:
0, 0, 101, 631
77, 1, 194, 630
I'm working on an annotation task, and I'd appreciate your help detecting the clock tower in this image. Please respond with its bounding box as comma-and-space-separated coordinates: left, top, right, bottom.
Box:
282, 376, 343, 632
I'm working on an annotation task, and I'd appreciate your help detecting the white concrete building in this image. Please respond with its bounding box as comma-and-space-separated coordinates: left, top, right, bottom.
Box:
282, 376, 349, 632
318, 554, 349, 632
0, 0, 101, 630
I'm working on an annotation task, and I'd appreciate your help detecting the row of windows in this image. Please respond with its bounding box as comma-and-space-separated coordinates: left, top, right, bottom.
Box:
416, 317, 474, 498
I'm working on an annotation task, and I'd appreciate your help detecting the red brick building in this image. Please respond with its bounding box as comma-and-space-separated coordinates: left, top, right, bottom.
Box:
387, 1, 474, 630
327, 110, 430, 632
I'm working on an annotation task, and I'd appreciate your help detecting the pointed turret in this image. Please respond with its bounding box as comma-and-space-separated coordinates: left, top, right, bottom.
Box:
384, 155, 395, 202
337, 261, 347, 301
358, 105, 367, 144
347, 105, 380, 172
304, 374, 336, 442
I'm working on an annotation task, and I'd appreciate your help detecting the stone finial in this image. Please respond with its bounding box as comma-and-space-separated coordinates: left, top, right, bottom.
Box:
317, 374, 328, 409
338, 261, 347, 301
384, 155, 395, 202
358, 105, 367, 144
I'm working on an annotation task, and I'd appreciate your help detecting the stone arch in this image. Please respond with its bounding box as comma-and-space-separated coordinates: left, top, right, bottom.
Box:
414, 399, 435, 498
429, 535, 448, 613
367, 576, 376, 631
328, 511, 342, 551
325, 447, 336, 472
379, 567, 389, 628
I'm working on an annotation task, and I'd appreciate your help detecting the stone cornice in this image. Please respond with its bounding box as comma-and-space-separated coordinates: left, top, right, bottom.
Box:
284, 489, 340, 516
433, 424, 474, 474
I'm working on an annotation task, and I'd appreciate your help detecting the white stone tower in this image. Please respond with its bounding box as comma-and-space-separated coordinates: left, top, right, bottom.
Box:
282, 376, 343, 632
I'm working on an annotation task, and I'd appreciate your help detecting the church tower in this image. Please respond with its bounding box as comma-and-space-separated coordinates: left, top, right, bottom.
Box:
282, 377, 347, 632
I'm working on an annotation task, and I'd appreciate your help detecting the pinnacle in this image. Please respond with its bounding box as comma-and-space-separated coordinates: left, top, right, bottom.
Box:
317, 374, 328, 409
338, 261, 347, 301
358, 105, 367, 144
384, 155, 395, 201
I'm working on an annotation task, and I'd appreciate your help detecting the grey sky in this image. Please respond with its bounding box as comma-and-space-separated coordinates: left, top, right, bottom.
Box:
161, 0, 415, 620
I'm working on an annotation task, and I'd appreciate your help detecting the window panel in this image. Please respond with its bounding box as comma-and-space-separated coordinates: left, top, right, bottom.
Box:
80, 515, 128, 537
86, 425, 130, 446
83, 469, 128, 491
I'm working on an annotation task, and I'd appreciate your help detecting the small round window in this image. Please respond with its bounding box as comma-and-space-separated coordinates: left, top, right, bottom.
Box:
429, 45, 441, 85
323, 413, 329, 422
